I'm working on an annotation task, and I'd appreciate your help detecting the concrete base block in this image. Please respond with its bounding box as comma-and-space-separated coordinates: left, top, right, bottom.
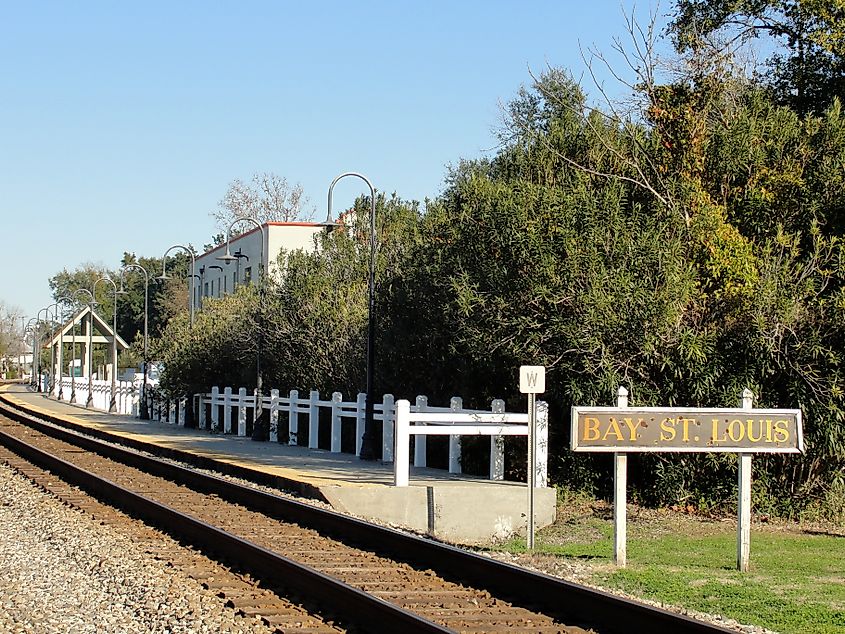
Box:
320, 484, 556, 545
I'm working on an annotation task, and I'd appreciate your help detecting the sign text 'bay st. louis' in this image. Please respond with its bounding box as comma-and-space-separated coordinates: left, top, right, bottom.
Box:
571, 390, 803, 573
571, 407, 803, 453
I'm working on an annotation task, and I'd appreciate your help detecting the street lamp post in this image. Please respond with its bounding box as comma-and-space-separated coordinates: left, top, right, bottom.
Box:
218, 217, 266, 438
159, 245, 196, 326
326, 172, 378, 460
36, 308, 49, 392
159, 245, 196, 425
39, 307, 54, 394
44, 302, 64, 397
25, 318, 37, 388
119, 263, 150, 419
94, 277, 119, 412
37, 305, 61, 393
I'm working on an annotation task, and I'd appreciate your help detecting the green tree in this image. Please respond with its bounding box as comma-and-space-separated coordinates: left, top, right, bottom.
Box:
671, 0, 845, 114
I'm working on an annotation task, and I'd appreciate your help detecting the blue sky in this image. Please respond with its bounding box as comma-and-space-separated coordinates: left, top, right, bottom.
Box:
1, 1, 668, 320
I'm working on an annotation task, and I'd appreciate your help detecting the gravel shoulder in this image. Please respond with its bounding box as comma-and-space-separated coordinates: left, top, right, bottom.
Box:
0, 461, 274, 634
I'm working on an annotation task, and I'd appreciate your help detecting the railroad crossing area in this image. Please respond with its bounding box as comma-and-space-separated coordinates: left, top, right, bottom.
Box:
0, 384, 555, 544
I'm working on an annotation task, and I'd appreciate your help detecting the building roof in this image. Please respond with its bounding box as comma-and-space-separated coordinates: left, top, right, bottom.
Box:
44, 304, 130, 350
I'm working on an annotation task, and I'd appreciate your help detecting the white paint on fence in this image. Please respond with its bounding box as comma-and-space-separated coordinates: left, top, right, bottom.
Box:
393, 399, 548, 488
210, 386, 220, 431
449, 397, 462, 474
53, 377, 138, 415
269, 389, 280, 442
223, 387, 233, 433
414, 395, 428, 467
309, 390, 319, 449
381, 393, 395, 462
237, 387, 247, 436
289, 389, 300, 445
49, 375, 548, 491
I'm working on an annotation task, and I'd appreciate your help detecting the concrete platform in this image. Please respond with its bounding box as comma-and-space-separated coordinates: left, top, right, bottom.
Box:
0, 384, 556, 544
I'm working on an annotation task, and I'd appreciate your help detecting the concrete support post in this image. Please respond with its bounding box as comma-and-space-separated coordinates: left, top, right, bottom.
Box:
381, 393, 394, 462
269, 389, 280, 443
490, 399, 505, 480
449, 396, 462, 474
330, 391, 342, 452
394, 399, 411, 486
414, 395, 427, 467
308, 390, 319, 449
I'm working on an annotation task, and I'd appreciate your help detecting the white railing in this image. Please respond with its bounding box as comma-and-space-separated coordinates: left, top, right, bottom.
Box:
189, 386, 548, 485
52, 377, 139, 416
394, 399, 548, 487
195, 388, 398, 458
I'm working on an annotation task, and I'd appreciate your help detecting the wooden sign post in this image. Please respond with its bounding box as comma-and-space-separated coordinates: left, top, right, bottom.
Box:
520, 365, 545, 551
572, 389, 803, 571
614, 386, 628, 566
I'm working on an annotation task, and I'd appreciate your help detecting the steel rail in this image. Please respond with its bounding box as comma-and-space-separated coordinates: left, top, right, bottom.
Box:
0, 393, 732, 634
0, 421, 452, 634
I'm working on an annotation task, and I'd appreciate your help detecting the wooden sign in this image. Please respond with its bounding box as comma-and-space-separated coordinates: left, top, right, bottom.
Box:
571, 407, 803, 453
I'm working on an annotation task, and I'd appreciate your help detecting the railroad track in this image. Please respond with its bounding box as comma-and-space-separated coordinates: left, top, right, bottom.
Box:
0, 393, 731, 634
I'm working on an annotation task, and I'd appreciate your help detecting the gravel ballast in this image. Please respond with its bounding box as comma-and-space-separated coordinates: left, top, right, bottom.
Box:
0, 461, 273, 634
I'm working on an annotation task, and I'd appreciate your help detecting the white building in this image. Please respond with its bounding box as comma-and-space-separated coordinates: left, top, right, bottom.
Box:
193, 221, 328, 306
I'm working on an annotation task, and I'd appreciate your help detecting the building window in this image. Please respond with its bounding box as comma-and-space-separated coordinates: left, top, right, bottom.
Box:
223, 276, 227, 294
233, 271, 237, 288
244, 266, 252, 284
203, 282, 209, 297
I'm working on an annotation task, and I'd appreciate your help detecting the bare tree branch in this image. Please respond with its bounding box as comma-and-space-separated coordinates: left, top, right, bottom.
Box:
212, 172, 316, 235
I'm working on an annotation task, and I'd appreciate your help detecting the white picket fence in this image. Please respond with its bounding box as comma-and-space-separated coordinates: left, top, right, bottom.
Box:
394, 398, 548, 487
183, 387, 549, 485
43, 374, 550, 486
52, 377, 139, 415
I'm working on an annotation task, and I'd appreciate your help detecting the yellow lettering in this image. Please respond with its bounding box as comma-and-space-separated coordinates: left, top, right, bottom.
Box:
710, 418, 727, 444
773, 420, 790, 443
623, 417, 644, 442
765, 419, 773, 442
660, 418, 677, 442
727, 419, 745, 442
603, 418, 625, 442
583, 417, 601, 442
679, 417, 696, 442
747, 419, 763, 442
